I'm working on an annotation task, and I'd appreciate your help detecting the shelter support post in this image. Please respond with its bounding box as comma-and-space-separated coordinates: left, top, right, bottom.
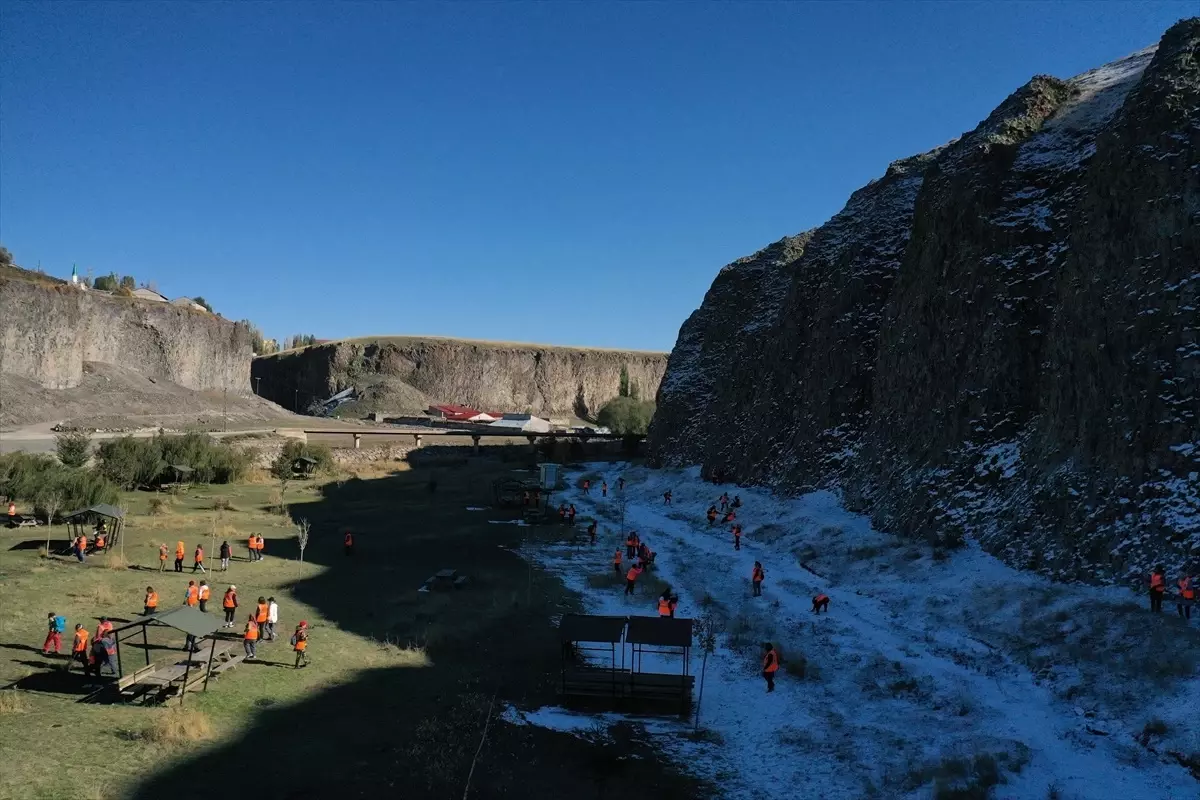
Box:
180, 653, 192, 707
142, 625, 151, 666
203, 636, 217, 692
114, 631, 123, 678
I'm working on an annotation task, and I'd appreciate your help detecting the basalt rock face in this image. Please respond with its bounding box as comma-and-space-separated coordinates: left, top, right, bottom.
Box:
649, 20, 1200, 583
252, 337, 668, 418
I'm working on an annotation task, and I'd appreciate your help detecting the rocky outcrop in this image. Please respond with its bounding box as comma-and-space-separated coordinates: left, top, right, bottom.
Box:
252, 337, 668, 417
0, 274, 252, 393
649, 19, 1200, 584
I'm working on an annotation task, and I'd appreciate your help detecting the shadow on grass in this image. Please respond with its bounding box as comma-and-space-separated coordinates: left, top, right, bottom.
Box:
133, 458, 706, 799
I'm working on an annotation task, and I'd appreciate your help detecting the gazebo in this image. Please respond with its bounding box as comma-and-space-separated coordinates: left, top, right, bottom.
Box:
292, 456, 318, 478
166, 464, 195, 485
64, 504, 125, 552
105, 607, 230, 705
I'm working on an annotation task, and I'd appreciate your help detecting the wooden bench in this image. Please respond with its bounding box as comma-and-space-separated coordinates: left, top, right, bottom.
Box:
116, 664, 158, 693
210, 653, 245, 678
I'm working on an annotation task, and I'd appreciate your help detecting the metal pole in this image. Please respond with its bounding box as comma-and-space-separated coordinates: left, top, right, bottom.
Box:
143, 625, 150, 666
202, 635, 217, 692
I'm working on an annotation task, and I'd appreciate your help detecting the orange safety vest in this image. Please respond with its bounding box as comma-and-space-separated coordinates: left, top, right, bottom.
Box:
1151, 572, 1166, 592
1180, 577, 1194, 600
657, 598, 671, 616
248, 536, 257, 551
186, 585, 199, 606
763, 650, 778, 673
96, 621, 113, 639
613, 550, 622, 565
223, 591, 237, 609
146, 591, 158, 609
73, 629, 89, 652
294, 630, 308, 651
80, 534, 88, 550
815, 593, 829, 604
256, 603, 269, 623
175, 543, 185, 559
345, 532, 353, 546
159, 544, 167, 561
7, 502, 14, 516
194, 547, 204, 563
95, 536, 106, 549
244, 620, 259, 641
752, 566, 764, 582
626, 566, 642, 582
199, 585, 210, 601
256, 537, 265, 552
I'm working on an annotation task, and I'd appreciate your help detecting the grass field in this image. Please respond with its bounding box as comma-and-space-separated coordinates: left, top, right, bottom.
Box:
0, 457, 707, 799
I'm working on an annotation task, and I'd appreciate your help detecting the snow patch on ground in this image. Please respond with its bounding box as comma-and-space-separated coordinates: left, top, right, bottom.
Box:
505, 463, 1199, 799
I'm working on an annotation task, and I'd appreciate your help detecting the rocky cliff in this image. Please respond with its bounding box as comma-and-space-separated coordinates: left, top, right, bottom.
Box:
649, 19, 1200, 584
0, 272, 252, 393
252, 336, 668, 418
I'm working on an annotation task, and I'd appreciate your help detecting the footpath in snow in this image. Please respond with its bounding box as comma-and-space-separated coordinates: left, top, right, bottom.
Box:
503, 463, 1200, 800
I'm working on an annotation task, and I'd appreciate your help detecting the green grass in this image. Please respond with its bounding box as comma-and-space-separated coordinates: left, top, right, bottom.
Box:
0, 456, 706, 799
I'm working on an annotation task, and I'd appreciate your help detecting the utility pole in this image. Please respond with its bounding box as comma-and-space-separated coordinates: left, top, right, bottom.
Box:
254, 376, 261, 396
223, 387, 228, 432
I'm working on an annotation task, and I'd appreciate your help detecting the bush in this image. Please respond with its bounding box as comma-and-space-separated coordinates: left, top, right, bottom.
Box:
275, 441, 335, 475
0, 453, 120, 512
96, 433, 253, 489
596, 397, 656, 435
142, 708, 212, 744
55, 430, 92, 468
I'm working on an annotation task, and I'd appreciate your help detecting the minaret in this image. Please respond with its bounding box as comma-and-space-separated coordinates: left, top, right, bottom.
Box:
71, 264, 79, 286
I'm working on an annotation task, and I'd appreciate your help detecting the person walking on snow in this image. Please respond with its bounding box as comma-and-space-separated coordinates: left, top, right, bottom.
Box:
707, 506, 718, 525
762, 643, 779, 692
613, 548, 623, 575
568, 504, 577, 526
1150, 566, 1166, 612
733, 524, 742, 550
624, 563, 644, 596
752, 561, 765, 597
601, 481, 608, 497
663, 490, 672, 506
582, 479, 590, 495
1179, 572, 1194, 620
812, 593, 830, 613
587, 520, 597, 545
719, 493, 728, 512
617, 477, 624, 492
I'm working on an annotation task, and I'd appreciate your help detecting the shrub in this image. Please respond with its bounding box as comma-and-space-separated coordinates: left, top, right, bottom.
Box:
149, 497, 172, 515
96, 433, 253, 489
274, 440, 335, 476
55, 430, 92, 468
0, 453, 120, 512
142, 708, 213, 744
596, 397, 656, 435
0, 691, 31, 714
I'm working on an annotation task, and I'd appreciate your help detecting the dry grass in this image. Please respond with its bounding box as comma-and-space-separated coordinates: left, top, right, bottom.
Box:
37, 546, 48, 558
103, 553, 130, 571
243, 467, 274, 485
360, 637, 432, 669
268, 488, 287, 516
142, 708, 214, 745
211, 496, 233, 511
0, 691, 31, 714
149, 496, 174, 515
88, 583, 118, 605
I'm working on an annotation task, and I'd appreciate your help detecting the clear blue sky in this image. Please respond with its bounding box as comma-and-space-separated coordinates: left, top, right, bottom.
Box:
0, 2, 1188, 351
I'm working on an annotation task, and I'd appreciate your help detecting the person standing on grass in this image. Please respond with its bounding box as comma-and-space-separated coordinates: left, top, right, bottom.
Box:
219, 540, 231, 571
1150, 566, 1167, 612
762, 642, 779, 693
193, 544, 206, 573
751, 562, 765, 597
291, 621, 309, 668
247, 534, 257, 562
344, 530, 354, 557
144, 586, 158, 616
266, 597, 279, 642
68, 624, 89, 673
243, 614, 259, 660
256, 534, 266, 562
42, 612, 64, 656
185, 581, 199, 608
198, 581, 211, 612
222, 586, 238, 628
174, 541, 185, 572
158, 543, 168, 572
95, 617, 113, 641
1179, 572, 1194, 620
255, 597, 269, 640
624, 563, 644, 596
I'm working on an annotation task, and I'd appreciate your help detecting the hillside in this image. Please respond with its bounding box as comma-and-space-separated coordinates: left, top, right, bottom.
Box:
252, 336, 668, 418
648, 19, 1200, 584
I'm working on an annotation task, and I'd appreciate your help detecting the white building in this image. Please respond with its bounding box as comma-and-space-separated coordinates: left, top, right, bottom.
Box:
488, 413, 552, 433
132, 288, 168, 303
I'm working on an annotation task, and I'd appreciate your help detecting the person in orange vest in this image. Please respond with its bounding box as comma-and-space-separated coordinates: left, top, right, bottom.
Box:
568, 504, 577, 526
255, 597, 270, 639
255, 534, 266, 561
624, 563, 644, 596
344, 530, 354, 556
612, 548, 623, 575
77, 532, 88, 562
184, 581, 199, 607
243, 613, 259, 660
657, 594, 672, 617
722, 509, 736, 524
219, 540, 231, 571
762, 642, 779, 693
812, 593, 830, 613
751, 561, 765, 597
625, 534, 637, 559
222, 585, 238, 628
95, 616, 113, 640
247, 534, 258, 562
1178, 573, 1194, 620
582, 479, 591, 495
69, 624, 90, 673
587, 520, 597, 545
144, 586, 159, 616
601, 480, 608, 497
706, 506, 718, 525
291, 621, 309, 668
174, 541, 185, 572
558, 503, 568, 524
158, 543, 168, 572
1150, 565, 1166, 612
7, 501, 15, 527
193, 544, 206, 573
93, 532, 106, 552
719, 493, 729, 512
663, 490, 672, 505
733, 524, 742, 551
197, 581, 211, 612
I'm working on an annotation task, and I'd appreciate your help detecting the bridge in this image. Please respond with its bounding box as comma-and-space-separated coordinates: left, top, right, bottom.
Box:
292, 425, 643, 452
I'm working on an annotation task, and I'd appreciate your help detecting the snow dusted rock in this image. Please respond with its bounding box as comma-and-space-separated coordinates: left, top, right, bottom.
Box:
649, 19, 1200, 584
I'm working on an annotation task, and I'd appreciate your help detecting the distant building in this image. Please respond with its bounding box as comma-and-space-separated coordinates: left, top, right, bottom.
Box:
426, 404, 499, 423
488, 413, 552, 433
171, 297, 207, 311
132, 288, 168, 303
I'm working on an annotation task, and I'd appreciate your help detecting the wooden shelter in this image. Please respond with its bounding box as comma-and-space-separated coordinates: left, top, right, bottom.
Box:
104, 607, 233, 705
166, 464, 195, 486
292, 456, 318, 478
64, 504, 125, 552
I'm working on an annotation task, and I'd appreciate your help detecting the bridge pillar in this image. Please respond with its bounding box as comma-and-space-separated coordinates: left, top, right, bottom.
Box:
413, 434, 423, 448
526, 435, 537, 453
353, 433, 361, 450
472, 435, 481, 454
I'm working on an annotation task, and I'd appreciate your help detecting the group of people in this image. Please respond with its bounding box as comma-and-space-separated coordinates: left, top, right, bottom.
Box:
43, 612, 118, 677
69, 523, 110, 562
1149, 565, 1195, 619
557, 503, 578, 525
160, 537, 261, 573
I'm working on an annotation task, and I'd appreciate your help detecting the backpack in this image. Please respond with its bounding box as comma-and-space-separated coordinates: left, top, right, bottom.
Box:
289, 632, 298, 647
53, 615, 66, 633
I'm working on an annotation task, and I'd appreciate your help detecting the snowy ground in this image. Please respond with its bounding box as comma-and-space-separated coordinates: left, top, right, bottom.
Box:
504, 463, 1200, 799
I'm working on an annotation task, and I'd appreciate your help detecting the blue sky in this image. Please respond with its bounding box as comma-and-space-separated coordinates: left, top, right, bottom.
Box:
0, 2, 1188, 351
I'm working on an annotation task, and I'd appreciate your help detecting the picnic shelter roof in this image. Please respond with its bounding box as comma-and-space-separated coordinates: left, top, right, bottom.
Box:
626, 616, 694, 647
168, 464, 195, 474
64, 504, 126, 521
559, 614, 627, 644
294, 456, 318, 465
110, 606, 224, 639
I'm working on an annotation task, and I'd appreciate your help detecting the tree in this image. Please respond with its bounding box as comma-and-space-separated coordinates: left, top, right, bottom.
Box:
94, 273, 119, 291
55, 430, 91, 468
0, 246, 12, 267
618, 365, 630, 398
295, 518, 311, 562
693, 613, 719, 732
119, 275, 136, 291
596, 397, 656, 435
39, 489, 62, 555
270, 452, 293, 505
193, 296, 213, 313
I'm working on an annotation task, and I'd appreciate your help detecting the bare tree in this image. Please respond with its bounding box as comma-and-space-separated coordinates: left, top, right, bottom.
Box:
693, 613, 719, 732
295, 518, 311, 563
40, 490, 62, 555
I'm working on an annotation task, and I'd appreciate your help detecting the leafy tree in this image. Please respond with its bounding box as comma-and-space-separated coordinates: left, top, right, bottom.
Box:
596, 397, 656, 435
55, 430, 92, 468
193, 296, 213, 313
94, 273, 119, 291
618, 365, 630, 398
119, 275, 136, 290
0, 245, 12, 266
283, 334, 318, 351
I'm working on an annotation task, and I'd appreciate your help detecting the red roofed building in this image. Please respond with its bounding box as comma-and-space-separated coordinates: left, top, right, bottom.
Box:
428, 404, 485, 422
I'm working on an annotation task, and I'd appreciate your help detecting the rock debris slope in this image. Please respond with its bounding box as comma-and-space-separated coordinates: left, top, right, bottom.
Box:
649, 20, 1200, 583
